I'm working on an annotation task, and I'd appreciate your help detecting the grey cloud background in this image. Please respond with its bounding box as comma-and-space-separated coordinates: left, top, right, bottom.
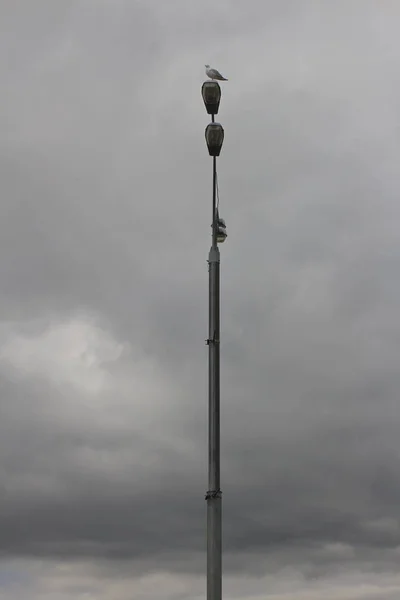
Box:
1, 0, 400, 598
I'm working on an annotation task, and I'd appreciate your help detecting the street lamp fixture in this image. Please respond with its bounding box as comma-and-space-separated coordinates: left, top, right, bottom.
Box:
205, 122, 224, 157
202, 76, 227, 600
216, 215, 227, 243
202, 81, 221, 115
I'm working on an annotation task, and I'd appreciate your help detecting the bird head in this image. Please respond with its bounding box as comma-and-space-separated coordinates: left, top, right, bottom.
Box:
205, 64, 210, 68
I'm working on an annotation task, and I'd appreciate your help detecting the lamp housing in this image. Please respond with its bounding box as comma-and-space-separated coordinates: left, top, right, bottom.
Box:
205, 122, 224, 157
202, 81, 221, 115
216, 216, 227, 243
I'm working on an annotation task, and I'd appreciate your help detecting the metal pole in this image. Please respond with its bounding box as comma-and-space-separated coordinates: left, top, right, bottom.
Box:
206, 126, 222, 599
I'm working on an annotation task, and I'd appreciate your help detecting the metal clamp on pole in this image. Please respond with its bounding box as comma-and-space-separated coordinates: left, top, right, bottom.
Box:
205, 489, 222, 500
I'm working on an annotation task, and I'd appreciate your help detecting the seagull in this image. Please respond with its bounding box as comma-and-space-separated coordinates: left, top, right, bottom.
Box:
205, 65, 228, 81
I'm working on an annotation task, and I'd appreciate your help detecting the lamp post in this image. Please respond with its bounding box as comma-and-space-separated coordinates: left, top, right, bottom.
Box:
202, 81, 226, 600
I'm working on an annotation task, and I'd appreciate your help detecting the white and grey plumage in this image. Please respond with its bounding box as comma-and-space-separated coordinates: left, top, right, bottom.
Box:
205, 64, 228, 81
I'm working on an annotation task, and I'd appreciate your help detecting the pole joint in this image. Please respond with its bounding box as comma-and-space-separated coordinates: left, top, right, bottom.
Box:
208, 247, 220, 264
205, 489, 222, 500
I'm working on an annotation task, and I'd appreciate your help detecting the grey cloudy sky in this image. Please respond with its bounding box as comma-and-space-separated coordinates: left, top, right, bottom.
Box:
1, 0, 400, 598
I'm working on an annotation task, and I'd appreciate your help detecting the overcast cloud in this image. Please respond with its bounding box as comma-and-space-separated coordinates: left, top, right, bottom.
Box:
1, 0, 400, 598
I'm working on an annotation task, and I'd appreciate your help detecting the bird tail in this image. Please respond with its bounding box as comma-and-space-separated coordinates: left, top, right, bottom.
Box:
221, 77, 228, 81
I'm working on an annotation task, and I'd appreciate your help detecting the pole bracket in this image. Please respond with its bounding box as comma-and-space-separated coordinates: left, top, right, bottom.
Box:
206, 332, 219, 345
205, 489, 222, 500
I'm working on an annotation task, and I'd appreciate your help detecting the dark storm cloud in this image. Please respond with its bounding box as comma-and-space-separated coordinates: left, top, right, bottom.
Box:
2, 1, 400, 597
